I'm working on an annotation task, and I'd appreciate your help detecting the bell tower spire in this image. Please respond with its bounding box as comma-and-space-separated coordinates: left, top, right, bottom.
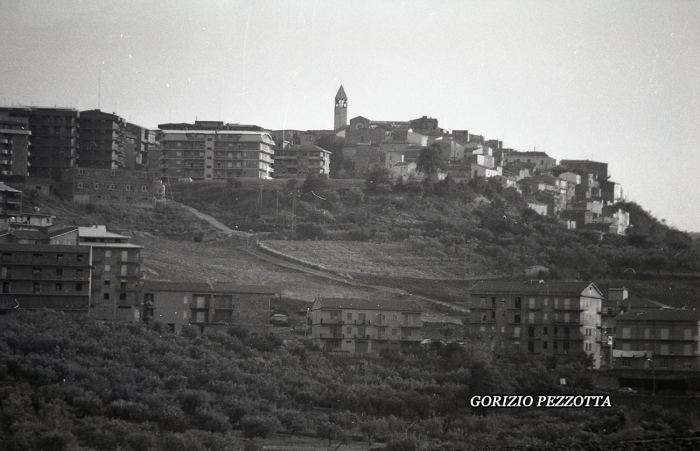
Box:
334, 85, 347, 130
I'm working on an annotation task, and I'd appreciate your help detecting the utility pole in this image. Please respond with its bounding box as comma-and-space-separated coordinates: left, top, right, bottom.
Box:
291, 191, 297, 235
275, 190, 279, 222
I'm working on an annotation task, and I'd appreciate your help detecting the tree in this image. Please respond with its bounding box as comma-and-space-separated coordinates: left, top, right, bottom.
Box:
365, 167, 393, 194
416, 144, 446, 179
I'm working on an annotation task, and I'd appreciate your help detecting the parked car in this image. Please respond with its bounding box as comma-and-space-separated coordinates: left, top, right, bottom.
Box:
618, 387, 638, 394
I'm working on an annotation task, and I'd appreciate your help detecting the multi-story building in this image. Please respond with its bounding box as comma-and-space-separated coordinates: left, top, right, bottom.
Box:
273, 144, 331, 179
159, 121, 275, 180
0, 107, 79, 179
78, 225, 143, 322
613, 310, 700, 377
310, 297, 423, 354
0, 182, 22, 227
78, 110, 128, 169
0, 243, 92, 314
59, 168, 160, 205
468, 280, 604, 368
0, 113, 30, 177
140, 281, 276, 335
0, 224, 78, 246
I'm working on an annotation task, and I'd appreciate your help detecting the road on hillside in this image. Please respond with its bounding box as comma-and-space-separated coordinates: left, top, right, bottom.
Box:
170, 201, 469, 321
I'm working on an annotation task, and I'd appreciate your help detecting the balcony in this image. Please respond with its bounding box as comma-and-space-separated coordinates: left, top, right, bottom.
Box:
319, 318, 342, 325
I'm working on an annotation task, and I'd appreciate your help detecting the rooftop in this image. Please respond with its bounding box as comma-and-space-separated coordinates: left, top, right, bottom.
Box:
78, 225, 129, 240
470, 280, 604, 298
314, 297, 423, 312
616, 309, 700, 322
142, 280, 277, 295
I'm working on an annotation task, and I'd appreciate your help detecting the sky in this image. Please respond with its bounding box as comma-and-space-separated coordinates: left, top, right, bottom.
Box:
1, 0, 699, 231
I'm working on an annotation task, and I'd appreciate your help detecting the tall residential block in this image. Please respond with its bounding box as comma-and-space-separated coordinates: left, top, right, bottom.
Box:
0, 114, 30, 177
78, 110, 127, 169
159, 121, 275, 180
468, 281, 604, 368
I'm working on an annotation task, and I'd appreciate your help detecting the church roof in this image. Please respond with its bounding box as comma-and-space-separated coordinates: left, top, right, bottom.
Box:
335, 85, 347, 100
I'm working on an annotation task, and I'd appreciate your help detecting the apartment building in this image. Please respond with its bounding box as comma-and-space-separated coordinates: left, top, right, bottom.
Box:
159, 121, 275, 180
613, 310, 700, 374
310, 297, 423, 355
468, 280, 604, 368
78, 225, 143, 322
78, 110, 128, 169
560, 160, 608, 182
0, 113, 30, 177
0, 107, 79, 179
140, 281, 276, 336
0, 182, 22, 226
0, 243, 92, 314
273, 144, 331, 179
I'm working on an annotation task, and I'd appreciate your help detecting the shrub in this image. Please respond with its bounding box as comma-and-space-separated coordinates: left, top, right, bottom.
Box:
240, 415, 280, 439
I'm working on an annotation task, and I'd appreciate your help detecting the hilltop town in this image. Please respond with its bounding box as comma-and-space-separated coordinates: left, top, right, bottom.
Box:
2, 88, 700, 450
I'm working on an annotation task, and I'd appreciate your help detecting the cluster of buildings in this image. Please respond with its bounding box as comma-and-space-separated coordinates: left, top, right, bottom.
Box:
467, 280, 700, 389
1, 87, 625, 235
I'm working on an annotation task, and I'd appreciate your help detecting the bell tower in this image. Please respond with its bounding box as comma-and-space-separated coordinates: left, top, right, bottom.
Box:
334, 85, 347, 130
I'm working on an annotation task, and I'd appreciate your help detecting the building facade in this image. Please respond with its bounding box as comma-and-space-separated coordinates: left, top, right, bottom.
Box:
310, 297, 423, 355
468, 281, 604, 368
0, 243, 92, 313
0, 107, 80, 179
0, 114, 30, 177
613, 310, 700, 375
503, 151, 557, 172
78, 226, 143, 322
159, 121, 275, 180
78, 110, 128, 169
140, 281, 276, 336
273, 144, 331, 178
60, 168, 159, 205
0, 182, 22, 226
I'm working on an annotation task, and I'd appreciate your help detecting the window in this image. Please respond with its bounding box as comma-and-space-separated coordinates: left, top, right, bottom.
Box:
1, 253, 10, 263
542, 341, 548, 350
109, 184, 116, 190
77, 254, 84, 262
76, 283, 83, 292
621, 360, 630, 367
660, 328, 669, 340
78, 169, 85, 175
660, 360, 669, 368
141, 186, 148, 192
104, 264, 111, 272
33, 283, 41, 294
528, 341, 535, 353
55, 283, 62, 291
346, 312, 352, 320
684, 361, 692, 369
94, 183, 100, 189
528, 326, 535, 338
78, 182, 84, 189
126, 185, 132, 191
110, 170, 116, 176
119, 293, 127, 301
56, 268, 63, 277
543, 326, 548, 336
121, 250, 128, 261
514, 314, 521, 324
659, 344, 669, 355
480, 296, 486, 307
514, 297, 521, 308
528, 297, 536, 308
105, 250, 112, 258
513, 326, 520, 338
392, 328, 397, 336
1, 282, 9, 293
103, 293, 110, 300
346, 327, 351, 335
622, 327, 631, 339
104, 280, 110, 286
528, 312, 535, 323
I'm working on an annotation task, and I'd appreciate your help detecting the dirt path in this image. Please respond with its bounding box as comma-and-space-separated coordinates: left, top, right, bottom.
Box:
171, 201, 469, 320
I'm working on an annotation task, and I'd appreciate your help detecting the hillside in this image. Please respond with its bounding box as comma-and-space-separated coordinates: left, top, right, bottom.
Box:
168, 176, 700, 308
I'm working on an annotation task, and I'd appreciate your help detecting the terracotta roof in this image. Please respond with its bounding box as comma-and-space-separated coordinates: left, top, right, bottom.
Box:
142, 280, 277, 294
315, 297, 422, 312
470, 280, 603, 298
616, 309, 700, 322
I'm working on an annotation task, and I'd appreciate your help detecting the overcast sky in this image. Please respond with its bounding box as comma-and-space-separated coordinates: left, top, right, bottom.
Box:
1, 1, 698, 231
